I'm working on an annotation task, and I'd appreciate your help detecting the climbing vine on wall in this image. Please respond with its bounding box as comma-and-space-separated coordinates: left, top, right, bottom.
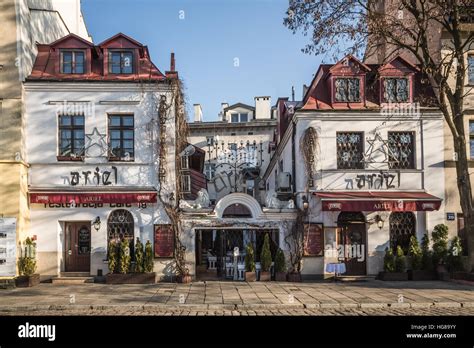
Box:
156, 77, 190, 278
300, 127, 318, 188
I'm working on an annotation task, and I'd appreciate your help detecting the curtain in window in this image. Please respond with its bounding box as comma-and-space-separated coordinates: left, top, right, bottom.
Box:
347, 78, 360, 102
335, 79, 347, 101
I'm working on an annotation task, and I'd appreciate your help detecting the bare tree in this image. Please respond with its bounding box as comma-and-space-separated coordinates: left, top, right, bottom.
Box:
284, 0, 474, 270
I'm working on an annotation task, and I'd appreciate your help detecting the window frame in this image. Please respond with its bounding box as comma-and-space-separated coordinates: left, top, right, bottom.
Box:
204, 162, 216, 180
336, 131, 365, 170
181, 174, 191, 193
334, 77, 361, 103
107, 114, 135, 161
57, 114, 85, 161
387, 131, 416, 169
468, 54, 474, 86
108, 50, 134, 74
60, 50, 86, 74
470, 120, 474, 160
382, 77, 411, 103
230, 112, 249, 123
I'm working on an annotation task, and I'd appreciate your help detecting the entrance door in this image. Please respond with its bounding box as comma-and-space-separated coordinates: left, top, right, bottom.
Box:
337, 212, 367, 275
65, 222, 91, 272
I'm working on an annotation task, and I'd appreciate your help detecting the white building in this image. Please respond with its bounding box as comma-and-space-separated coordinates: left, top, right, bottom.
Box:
24, 33, 179, 281
264, 55, 445, 278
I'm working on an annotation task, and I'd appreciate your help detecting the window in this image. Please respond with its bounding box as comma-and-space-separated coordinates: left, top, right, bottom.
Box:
230, 113, 249, 123
229, 143, 237, 151
181, 174, 191, 193
389, 212, 416, 253
468, 55, 474, 85
384, 78, 409, 102
248, 132, 253, 135
470, 121, 474, 159
204, 163, 216, 180
108, 115, 134, 160
61, 51, 85, 74
336, 132, 364, 169
109, 51, 133, 74
388, 132, 415, 169
335, 78, 360, 102
107, 209, 134, 259
206, 136, 214, 146
181, 155, 189, 169
58, 115, 84, 158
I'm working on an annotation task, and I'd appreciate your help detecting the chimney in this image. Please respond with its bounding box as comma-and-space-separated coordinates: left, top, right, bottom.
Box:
170, 52, 175, 72
193, 104, 202, 123
291, 86, 295, 101
220, 102, 229, 121
302, 84, 309, 98
254, 96, 271, 119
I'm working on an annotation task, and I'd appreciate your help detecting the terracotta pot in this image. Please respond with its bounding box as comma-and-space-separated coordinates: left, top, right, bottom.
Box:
259, 271, 271, 281
286, 272, 302, 282
176, 274, 192, 283
275, 272, 287, 281
245, 271, 256, 282
106, 272, 156, 284
377, 272, 408, 281
15, 274, 40, 287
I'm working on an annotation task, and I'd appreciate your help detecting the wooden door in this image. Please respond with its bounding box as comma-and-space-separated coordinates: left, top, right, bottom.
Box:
337, 223, 367, 275
65, 222, 91, 272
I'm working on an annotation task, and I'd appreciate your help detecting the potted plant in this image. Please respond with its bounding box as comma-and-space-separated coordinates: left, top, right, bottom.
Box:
106, 239, 156, 284
15, 237, 40, 287
447, 236, 466, 279
244, 243, 256, 282
378, 246, 408, 281
407, 235, 421, 280
259, 234, 272, 281
274, 248, 287, 281
285, 215, 304, 282
432, 224, 449, 279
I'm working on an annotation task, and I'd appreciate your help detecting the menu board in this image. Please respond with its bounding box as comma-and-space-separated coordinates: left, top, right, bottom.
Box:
303, 223, 324, 256
154, 224, 174, 258
0, 218, 17, 276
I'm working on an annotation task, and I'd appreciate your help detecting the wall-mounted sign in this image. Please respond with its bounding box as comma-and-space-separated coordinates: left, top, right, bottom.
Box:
0, 218, 17, 277
345, 171, 400, 190
303, 223, 324, 257
446, 213, 456, 221
30, 192, 157, 205
154, 224, 174, 258
69, 166, 118, 186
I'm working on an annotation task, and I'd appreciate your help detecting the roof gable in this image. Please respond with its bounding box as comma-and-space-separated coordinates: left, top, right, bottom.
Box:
98, 33, 143, 48
378, 56, 420, 74
329, 55, 371, 74
49, 33, 93, 48
224, 103, 255, 112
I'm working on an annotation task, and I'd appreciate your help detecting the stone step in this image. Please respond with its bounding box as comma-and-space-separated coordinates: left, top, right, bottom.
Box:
52, 277, 95, 285
60, 272, 90, 277
336, 275, 376, 282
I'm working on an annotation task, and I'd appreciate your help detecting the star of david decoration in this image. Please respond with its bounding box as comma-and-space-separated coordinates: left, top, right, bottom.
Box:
84, 127, 109, 157
362, 133, 398, 165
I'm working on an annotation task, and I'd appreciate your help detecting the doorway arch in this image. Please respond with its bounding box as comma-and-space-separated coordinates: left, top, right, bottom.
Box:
337, 212, 367, 275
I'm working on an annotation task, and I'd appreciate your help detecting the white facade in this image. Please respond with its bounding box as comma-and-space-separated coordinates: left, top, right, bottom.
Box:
265, 109, 446, 277
24, 82, 178, 280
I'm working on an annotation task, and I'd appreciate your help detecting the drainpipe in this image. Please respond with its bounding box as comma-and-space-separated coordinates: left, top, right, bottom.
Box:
292, 120, 297, 202
420, 118, 425, 190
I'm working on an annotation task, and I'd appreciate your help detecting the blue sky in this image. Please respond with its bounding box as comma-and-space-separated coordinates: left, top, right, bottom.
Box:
82, 0, 322, 121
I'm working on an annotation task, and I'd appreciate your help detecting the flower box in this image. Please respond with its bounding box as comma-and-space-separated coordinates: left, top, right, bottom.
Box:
377, 272, 408, 281
15, 274, 40, 287
407, 270, 437, 281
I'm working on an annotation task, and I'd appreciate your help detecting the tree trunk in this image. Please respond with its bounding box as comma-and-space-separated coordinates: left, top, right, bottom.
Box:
452, 134, 474, 272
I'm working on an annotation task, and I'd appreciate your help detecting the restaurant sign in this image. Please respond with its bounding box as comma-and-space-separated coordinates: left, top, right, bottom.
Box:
322, 200, 440, 212
30, 192, 157, 206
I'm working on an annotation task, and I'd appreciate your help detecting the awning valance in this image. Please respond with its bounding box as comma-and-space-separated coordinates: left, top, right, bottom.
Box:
314, 191, 442, 212
30, 191, 157, 204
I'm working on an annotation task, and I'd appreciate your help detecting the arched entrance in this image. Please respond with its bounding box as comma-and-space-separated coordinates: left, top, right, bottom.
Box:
337, 212, 367, 275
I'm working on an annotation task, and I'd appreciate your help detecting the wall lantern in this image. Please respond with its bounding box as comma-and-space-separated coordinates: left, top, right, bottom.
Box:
375, 214, 384, 230
302, 196, 309, 211
93, 216, 101, 231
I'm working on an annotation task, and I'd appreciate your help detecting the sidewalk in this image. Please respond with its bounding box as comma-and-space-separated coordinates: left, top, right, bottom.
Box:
1, 280, 473, 313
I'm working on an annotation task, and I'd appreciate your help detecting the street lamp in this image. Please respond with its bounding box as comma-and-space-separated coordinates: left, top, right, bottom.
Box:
302, 195, 309, 211
375, 214, 384, 230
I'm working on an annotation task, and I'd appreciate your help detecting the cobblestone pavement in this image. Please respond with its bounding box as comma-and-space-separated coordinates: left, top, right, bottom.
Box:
1, 280, 473, 316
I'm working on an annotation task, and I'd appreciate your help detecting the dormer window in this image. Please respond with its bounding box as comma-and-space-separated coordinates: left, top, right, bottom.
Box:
383, 78, 409, 103
335, 78, 360, 102
61, 51, 85, 74
109, 51, 133, 74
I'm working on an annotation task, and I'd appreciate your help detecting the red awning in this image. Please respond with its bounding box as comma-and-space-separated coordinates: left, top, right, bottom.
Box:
30, 191, 157, 204
314, 191, 442, 212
